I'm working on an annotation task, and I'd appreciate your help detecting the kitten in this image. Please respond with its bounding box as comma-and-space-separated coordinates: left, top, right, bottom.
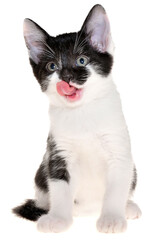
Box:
13, 4, 141, 233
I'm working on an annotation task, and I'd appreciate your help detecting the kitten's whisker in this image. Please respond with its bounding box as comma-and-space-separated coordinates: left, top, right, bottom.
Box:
73, 22, 87, 54
77, 39, 87, 50
74, 21, 92, 55
40, 40, 55, 58
73, 32, 79, 54
76, 35, 90, 55
43, 49, 55, 58
76, 22, 87, 46
77, 36, 89, 49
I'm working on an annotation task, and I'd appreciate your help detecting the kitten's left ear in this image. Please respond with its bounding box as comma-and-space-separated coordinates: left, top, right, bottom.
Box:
23, 19, 49, 64
81, 4, 114, 54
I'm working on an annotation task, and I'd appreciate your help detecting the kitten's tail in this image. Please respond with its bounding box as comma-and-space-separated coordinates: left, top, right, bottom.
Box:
12, 199, 48, 221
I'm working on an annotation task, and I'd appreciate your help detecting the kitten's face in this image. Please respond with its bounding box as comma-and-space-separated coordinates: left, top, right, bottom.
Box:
24, 5, 114, 107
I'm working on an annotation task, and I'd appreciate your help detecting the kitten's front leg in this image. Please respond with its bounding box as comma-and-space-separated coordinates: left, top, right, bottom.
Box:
97, 133, 133, 233
37, 180, 73, 233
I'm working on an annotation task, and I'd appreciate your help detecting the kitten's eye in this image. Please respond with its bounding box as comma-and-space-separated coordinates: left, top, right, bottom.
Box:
76, 56, 89, 67
46, 62, 57, 72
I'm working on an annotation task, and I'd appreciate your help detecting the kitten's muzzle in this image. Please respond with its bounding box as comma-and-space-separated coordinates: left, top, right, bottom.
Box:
56, 81, 83, 102
60, 69, 74, 84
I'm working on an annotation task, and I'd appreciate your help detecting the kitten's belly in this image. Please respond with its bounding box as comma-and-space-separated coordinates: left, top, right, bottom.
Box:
71, 137, 107, 216
73, 177, 105, 217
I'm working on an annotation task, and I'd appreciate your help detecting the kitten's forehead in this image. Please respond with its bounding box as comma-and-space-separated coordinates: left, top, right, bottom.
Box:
52, 32, 85, 67
54, 33, 77, 53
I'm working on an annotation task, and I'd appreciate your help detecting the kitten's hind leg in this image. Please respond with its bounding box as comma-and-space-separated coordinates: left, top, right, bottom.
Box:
35, 186, 49, 211
13, 163, 50, 222
126, 200, 142, 219
37, 135, 74, 233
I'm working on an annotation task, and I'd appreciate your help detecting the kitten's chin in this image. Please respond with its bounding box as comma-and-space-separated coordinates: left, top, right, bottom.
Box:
59, 89, 84, 108
65, 89, 83, 102
58, 94, 84, 108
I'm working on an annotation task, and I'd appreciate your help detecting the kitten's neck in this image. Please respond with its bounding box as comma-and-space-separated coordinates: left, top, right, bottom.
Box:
48, 74, 119, 124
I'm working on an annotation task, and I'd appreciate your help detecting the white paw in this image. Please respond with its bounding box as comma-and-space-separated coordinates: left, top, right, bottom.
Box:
37, 214, 73, 233
96, 214, 127, 233
126, 200, 142, 219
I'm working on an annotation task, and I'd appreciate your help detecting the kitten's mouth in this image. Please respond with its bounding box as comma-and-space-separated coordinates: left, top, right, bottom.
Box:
56, 81, 83, 102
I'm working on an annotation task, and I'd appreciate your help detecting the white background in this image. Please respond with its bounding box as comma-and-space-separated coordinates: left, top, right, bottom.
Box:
0, 0, 160, 239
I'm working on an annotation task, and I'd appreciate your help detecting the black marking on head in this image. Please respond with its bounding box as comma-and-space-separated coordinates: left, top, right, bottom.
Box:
35, 161, 48, 192
12, 199, 48, 221
47, 135, 70, 182
29, 32, 113, 89
29, 32, 92, 89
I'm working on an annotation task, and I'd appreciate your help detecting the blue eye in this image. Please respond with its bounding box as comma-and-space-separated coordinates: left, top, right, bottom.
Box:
76, 56, 89, 67
46, 62, 57, 72
80, 58, 84, 64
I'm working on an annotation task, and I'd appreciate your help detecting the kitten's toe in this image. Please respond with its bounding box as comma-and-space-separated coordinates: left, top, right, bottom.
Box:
96, 214, 127, 233
126, 200, 142, 219
37, 214, 73, 233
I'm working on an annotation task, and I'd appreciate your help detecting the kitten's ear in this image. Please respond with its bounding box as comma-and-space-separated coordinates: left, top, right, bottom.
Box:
23, 19, 48, 64
81, 4, 113, 53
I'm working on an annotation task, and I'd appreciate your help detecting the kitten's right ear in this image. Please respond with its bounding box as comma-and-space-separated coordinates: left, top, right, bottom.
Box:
81, 4, 114, 54
23, 19, 49, 64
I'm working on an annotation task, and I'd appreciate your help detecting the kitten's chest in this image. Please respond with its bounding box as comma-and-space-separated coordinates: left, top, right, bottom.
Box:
49, 101, 111, 138
73, 137, 107, 185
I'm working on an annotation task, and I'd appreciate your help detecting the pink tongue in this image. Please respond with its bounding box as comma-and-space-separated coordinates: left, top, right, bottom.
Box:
56, 81, 76, 96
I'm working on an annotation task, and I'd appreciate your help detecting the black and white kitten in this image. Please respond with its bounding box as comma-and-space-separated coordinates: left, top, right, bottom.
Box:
13, 4, 141, 233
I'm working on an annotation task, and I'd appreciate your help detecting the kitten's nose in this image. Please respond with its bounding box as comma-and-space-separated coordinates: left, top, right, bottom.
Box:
60, 69, 74, 83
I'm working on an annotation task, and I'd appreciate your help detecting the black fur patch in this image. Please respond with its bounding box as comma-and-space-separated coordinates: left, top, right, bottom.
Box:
47, 135, 70, 182
48, 156, 70, 182
12, 199, 48, 221
35, 162, 48, 192
34, 135, 70, 193
131, 166, 137, 191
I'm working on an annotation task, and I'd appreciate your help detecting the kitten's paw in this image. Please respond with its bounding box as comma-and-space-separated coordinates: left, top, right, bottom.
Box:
37, 214, 73, 233
96, 214, 127, 233
126, 200, 142, 219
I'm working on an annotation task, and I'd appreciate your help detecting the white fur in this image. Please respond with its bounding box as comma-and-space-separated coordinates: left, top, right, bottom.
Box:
97, 214, 127, 233
37, 214, 72, 233
37, 181, 73, 232
126, 200, 142, 219
35, 187, 49, 210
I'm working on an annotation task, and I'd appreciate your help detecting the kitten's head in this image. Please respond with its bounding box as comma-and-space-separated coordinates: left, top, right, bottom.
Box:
23, 4, 114, 107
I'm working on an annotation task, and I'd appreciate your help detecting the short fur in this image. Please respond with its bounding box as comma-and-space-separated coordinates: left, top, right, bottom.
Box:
13, 4, 141, 233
